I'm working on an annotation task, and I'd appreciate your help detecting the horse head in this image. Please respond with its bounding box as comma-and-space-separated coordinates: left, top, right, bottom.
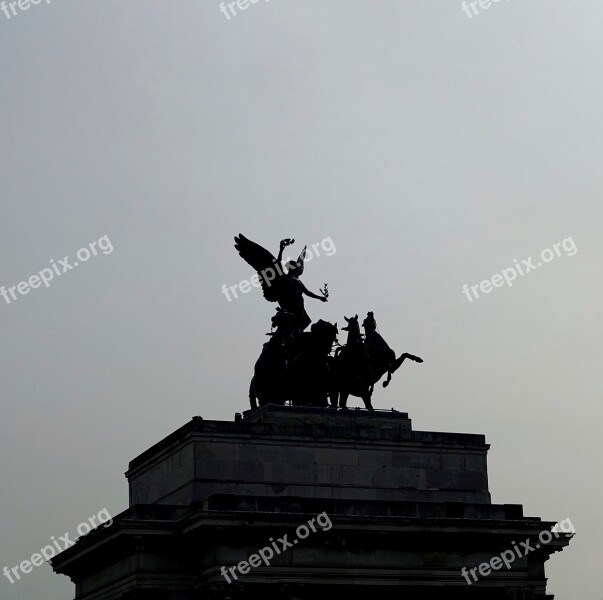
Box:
342, 314, 362, 344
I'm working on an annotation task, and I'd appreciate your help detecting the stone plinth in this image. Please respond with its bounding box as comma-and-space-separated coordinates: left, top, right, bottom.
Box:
127, 407, 490, 506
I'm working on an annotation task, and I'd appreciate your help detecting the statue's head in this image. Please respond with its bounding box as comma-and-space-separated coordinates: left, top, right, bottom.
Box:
286, 261, 303, 277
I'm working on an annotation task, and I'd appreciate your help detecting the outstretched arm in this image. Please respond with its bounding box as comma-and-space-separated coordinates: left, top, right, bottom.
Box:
302, 283, 328, 302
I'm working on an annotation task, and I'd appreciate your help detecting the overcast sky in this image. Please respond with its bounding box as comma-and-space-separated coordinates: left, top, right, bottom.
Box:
1, 0, 601, 598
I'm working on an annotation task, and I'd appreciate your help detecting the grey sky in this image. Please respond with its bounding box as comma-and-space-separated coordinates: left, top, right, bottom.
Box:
1, 0, 601, 597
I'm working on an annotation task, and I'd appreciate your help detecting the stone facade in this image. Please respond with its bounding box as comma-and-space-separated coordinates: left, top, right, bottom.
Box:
52, 406, 572, 599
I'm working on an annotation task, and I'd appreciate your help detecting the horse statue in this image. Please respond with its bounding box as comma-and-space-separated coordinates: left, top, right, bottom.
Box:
333, 313, 423, 410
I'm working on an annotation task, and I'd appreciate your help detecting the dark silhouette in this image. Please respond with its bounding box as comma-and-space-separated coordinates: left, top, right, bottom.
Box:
289, 320, 339, 408
234, 234, 328, 331
249, 310, 338, 410
332, 315, 374, 410
362, 311, 423, 388
249, 308, 296, 409
332, 314, 423, 410
235, 234, 423, 411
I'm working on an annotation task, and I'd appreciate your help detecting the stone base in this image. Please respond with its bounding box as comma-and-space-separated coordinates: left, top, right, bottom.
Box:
52, 406, 572, 599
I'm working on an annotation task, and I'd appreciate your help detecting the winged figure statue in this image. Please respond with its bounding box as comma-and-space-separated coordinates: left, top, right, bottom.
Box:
234, 234, 328, 331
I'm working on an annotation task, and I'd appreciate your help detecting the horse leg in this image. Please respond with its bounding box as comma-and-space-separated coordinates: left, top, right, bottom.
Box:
391, 354, 408, 373
382, 353, 423, 388
392, 353, 423, 372
339, 391, 349, 409
329, 391, 339, 408
362, 393, 374, 411
385, 353, 424, 380
383, 371, 392, 388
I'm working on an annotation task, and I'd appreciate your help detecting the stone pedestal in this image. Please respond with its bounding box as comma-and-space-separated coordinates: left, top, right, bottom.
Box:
52, 406, 572, 599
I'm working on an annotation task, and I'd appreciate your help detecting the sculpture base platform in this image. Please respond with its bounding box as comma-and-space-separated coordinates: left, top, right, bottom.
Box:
52, 406, 571, 599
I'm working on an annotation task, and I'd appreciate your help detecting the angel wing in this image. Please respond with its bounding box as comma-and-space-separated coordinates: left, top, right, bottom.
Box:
234, 234, 284, 302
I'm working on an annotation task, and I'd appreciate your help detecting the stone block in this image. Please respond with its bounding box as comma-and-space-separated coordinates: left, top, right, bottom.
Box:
426, 469, 453, 489
313, 447, 359, 466
358, 449, 392, 467
465, 453, 487, 472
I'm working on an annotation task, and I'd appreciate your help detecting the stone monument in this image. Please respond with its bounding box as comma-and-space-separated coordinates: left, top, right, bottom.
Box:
52, 235, 573, 599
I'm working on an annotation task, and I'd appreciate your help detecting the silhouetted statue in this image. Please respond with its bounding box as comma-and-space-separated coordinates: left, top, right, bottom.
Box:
332, 315, 374, 410
332, 313, 423, 410
249, 310, 338, 410
235, 233, 423, 411
234, 234, 328, 331
249, 308, 296, 409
